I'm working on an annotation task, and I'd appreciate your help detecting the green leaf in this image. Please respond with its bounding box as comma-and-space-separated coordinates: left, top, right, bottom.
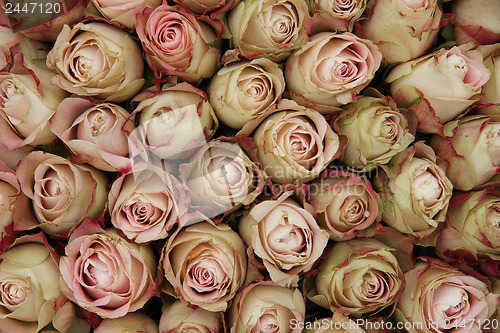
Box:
397, 97, 422, 108
207, 38, 223, 49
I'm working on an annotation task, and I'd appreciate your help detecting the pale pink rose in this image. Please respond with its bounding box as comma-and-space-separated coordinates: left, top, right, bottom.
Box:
0, 160, 22, 236
357, 0, 442, 64
10, 0, 88, 41
253, 99, 341, 183
90, 0, 162, 29
285, 32, 382, 113
228, 281, 306, 333
109, 166, 187, 243
310, 0, 367, 33
16, 152, 108, 235
307, 239, 405, 318
178, 140, 266, 221
0, 233, 75, 333
160, 221, 247, 312
159, 300, 223, 333
136, 5, 220, 82
373, 143, 453, 239
131, 83, 218, 161
475, 43, 500, 114
239, 192, 329, 287
0, 26, 23, 72
0, 57, 68, 151
387, 44, 491, 134
430, 115, 500, 191
228, 0, 311, 61
50, 97, 134, 172
208, 58, 285, 129
95, 312, 159, 333
174, 0, 240, 15
47, 22, 145, 103
452, 0, 500, 46
307, 170, 382, 241
333, 91, 415, 171
395, 258, 499, 333
59, 220, 157, 319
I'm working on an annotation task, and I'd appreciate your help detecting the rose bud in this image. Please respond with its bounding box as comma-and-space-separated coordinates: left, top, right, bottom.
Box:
333, 92, 415, 171
208, 58, 285, 129
47, 22, 145, 103
395, 258, 499, 333
49, 97, 134, 172
307, 239, 405, 318
16, 151, 108, 236
285, 32, 382, 113
253, 99, 342, 184
387, 44, 491, 134
131, 83, 218, 161
160, 221, 247, 312
136, 5, 220, 83
0, 233, 74, 333
10, 0, 87, 41
228, 0, 311, 62
179, 140, 265, 221
59, 220, 157, 319
174, 0, 240, 16
452, 0, 500, 46
304, 312, 367, 332
357, 0, 442, 64
90, 0, 162, 29
373, 142, 453, 239
436, 189, 500, 266
95, 313, 159, 333
430, 115, 500, 191
239, 192, 329, 287
159, 300, 223, 333
309, 0, 367, 34
475, 43, 500, 114
0, 59, 67, 151
109, 165, 187, 243
228, 281, 306, 333
307, 170, 382, 241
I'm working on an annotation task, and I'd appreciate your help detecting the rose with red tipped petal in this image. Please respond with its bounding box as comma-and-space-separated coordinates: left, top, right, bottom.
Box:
59, 220, 157, 319
95, 312, 159, 333
159, 300, 223, 333
452, 0, 500, 46
90, 0, 162, 29
475, 43, 500, 114
309, 0, 367, 33
386, 44, 491, 134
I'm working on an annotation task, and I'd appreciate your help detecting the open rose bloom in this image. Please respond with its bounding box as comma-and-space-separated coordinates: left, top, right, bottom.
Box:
2, 0, 500, 331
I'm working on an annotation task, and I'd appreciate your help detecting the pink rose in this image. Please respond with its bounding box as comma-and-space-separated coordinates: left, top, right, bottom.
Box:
285, 32, 382, 113
239, 192, 329, 287
160, 221, 247, 312
90, 0, 162, 29
307, 170, 382, 241
59, 220, 157, 318
159, 300, 223, 333
16, 152, 108, 235
395, 258, 499, 333
136, 5, 221, 82
50, 97, 134, 172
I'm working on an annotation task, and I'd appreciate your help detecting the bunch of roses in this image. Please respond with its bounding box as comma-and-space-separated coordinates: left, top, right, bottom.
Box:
0, 0, 500, 332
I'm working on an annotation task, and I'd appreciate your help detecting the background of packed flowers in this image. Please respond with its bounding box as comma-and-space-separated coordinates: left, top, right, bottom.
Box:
0, 0, 499, 332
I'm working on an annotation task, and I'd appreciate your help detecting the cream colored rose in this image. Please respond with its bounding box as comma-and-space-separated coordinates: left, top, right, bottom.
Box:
174, 0, 240, 15
160, 222, 247, 312
239, 193, 329, 287
253, 99, 341, 183
208, 58, 285, 129
285, 32, 382, 113
476, 43, 500, 114
358, 0, 442, 64
307, 170, 382, 241
132, 83, 218, 161
334, 92, 415, 171
452, 0, 500, 45
310, 0, 367, 33
307, 239, 405, 318
16, 152, 108, 235
50, 97, 134, 172
159, 300, 222, 333
395, 258, 499, 333
228, 0, 311, 61
47, 22, 145, 103
95, 313, 159, 333
228, 281, 306, 333
373, 143, 453, 239
0, 160, 22, 236
387, 44, 491, 134
91, 0, 162, 29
